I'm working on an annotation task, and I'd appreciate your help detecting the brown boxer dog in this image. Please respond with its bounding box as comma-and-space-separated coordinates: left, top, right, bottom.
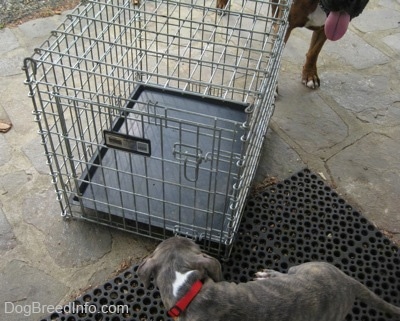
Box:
217, 0, 369, 89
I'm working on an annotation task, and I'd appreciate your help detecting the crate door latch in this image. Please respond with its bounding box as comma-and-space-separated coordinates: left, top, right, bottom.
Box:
172, 143, 211, 182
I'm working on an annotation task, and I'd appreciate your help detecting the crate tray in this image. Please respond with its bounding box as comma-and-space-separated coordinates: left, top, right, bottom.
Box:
74, 85, 248, 241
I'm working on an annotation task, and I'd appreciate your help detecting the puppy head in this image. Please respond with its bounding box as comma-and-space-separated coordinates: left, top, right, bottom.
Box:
320, 0, 369, 19
137, 237, 223, 289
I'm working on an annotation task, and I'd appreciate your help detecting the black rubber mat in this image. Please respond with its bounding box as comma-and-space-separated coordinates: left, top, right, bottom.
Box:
40, 169, 399, 321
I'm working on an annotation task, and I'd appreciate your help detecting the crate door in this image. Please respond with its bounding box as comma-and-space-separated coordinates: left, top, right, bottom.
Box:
74, 87, 246, 241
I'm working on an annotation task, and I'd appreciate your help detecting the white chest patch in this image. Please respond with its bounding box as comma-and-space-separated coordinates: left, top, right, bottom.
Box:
172, 271, 194, 297
305, 6, 327, 28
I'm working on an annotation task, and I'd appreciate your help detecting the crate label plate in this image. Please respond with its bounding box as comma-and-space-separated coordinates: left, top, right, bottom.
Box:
104, 131, 151, 156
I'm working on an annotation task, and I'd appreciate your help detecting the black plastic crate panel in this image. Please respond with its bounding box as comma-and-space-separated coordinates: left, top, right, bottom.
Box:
42, 169, 400, 321
76, 85, 247, 240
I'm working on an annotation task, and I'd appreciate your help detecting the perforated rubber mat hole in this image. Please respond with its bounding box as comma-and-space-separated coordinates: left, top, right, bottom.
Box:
40, 169, 399, 321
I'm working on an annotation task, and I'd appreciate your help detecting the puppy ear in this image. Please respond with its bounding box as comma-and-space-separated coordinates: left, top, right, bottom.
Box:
194, 253, 223, 282
137, 255, 157, 288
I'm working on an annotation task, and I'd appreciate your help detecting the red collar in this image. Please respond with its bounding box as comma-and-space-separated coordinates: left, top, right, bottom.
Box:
168, 280, 203, 319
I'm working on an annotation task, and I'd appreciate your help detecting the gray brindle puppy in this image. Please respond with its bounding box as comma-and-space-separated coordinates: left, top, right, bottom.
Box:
138, 237, 400, 321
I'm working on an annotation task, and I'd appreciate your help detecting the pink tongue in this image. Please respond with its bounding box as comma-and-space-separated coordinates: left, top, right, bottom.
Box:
324, 11, 351, 41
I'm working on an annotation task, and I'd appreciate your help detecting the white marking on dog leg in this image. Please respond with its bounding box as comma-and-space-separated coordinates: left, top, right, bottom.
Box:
255, 269, 284, 280
255, 271, 270, 279
172, 271, 194, 297
306, 80, 316, 89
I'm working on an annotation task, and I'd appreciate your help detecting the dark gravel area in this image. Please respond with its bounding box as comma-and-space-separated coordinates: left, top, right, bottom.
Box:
0, 0, 81, 26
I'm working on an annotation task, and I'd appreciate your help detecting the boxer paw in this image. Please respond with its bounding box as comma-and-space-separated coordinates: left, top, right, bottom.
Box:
216, 0, 228, 9
302, 67, 320, 89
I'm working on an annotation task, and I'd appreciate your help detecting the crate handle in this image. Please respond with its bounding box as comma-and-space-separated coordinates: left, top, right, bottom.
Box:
173, 143, 211, 183
183, 155, 202, 182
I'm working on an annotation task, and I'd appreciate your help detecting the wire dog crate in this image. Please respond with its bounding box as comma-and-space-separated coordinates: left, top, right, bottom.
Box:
24, 0, 290, 257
